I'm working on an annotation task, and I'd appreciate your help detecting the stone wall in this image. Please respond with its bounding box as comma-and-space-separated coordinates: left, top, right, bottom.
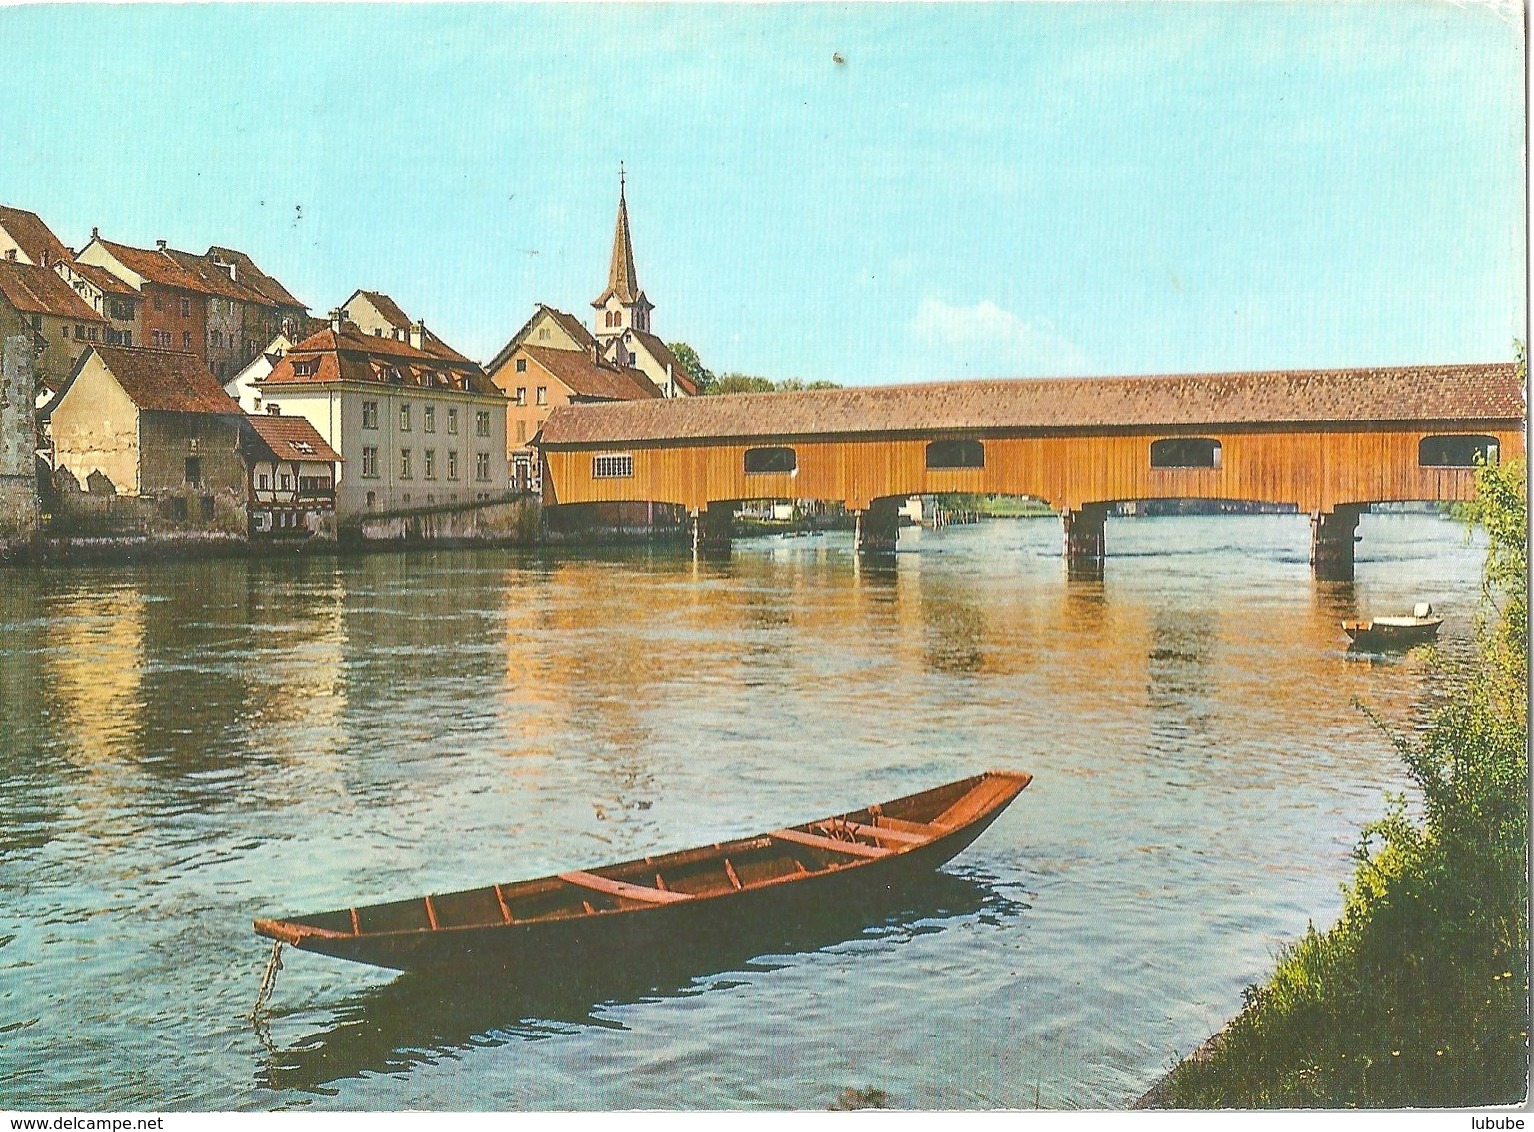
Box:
542, 500, 691, 545
346, 494, 541, 546
0, 328, 39, 541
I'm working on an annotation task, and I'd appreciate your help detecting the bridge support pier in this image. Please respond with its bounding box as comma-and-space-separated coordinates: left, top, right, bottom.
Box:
1310, 505, 1365, 581
692, 503, 735, 557
1062, 504, 1108, 577
854, 498, 902, 559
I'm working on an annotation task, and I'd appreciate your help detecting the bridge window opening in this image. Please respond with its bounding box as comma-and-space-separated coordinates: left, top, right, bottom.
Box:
744, 447, 797, 475
593, 453, 634, 479
926, 439, 986, 469
1418, 435, 1498, 468
1150, 438, 1222, 469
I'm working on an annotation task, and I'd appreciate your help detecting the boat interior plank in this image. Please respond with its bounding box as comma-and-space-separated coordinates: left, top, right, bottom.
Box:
559, 870, 696, 904
770, 827, 893, 858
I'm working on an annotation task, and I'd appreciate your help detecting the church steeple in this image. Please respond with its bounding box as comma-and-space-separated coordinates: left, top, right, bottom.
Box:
593, 165, 652, 344
606, 168, 639, 304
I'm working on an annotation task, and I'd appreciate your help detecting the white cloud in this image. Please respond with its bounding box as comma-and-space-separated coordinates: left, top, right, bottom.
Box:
907, 298, 1088, 378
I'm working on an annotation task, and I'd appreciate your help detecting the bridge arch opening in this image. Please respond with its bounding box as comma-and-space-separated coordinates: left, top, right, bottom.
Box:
925, 439, 986, 469
1418, 434, 1499, 468
1149, 437, 1222, 470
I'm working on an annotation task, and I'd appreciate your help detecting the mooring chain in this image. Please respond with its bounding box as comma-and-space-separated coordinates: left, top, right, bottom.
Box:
250, 940, 284, 1022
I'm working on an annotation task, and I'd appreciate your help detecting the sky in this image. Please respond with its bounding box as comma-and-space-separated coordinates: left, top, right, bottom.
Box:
1, 2, 1525, 385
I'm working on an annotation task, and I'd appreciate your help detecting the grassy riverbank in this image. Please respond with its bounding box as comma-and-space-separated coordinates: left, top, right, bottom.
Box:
1152, 458, 1529, 1108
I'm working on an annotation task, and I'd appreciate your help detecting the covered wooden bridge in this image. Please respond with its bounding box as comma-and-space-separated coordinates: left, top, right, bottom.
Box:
534, 363, 1525, 578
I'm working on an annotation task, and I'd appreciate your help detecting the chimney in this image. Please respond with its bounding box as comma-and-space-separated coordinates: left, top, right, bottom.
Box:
156, 239, 168, 252
91, 227, 99, 241
409, 321, 425, 351
329, 308, 344, 334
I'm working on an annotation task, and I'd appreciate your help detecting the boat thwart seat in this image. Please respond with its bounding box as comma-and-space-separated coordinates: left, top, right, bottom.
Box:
770, 827, 893, 858
559, 870, 696, 904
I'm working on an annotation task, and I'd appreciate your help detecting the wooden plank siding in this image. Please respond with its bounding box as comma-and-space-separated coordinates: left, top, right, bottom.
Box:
541, 423, 1526, 514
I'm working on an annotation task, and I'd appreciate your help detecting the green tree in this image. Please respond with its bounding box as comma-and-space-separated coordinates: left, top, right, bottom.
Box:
706, 373, 844, 395
667, 341, 715, 395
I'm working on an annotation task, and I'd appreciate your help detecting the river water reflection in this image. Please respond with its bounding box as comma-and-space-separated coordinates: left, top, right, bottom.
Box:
0, 513, 1485, 1109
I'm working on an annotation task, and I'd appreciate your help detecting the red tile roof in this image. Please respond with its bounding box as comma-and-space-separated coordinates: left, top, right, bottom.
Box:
82, 345, 242, 415
0, 205, 71, 266
245, 413, 341, 464
536, 363, 1526, 446
263, 321, 499, 396
0, 261, 106, 321
487, 305, 598, 375
162, 247, 272, 305
523, 345, 662, 402
62, 261, 137, 296
344, 290, 473, 363
94, 238, 207, 292
352, 289, 412, 330
207, 246, 306, 310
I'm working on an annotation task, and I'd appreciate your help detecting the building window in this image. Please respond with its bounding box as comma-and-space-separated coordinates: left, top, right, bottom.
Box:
180, 297, 191, 317
744, 446, 797, 475
447, 408, 459, 435
280, 473, 292, 491
366, 490, 376, 509
182, 331, 192, 349
535, 387, 547, 407
926, 439, 986, 469
259, 473, 270, 490
448, 450, 460, 480
211, 329, 223, 347
61, 325, 69, 340
170, 497, 188, 520
538, 327, 549, 340
476, 410, 491, 437
1150, 438, 1222, 469
151, 329, 171, 348
475, 452, 491, 482
184, 457, 202, 486
424, 405, 435, 433
516, 420, 527, 444
361, 446, 379, 477
154, 294, 164, 312
400, 448, 413, 479
592, 453, 634, 479
1418, 435, 1498, 468
424, 449, 437, 479
399, 404, 411, 431
515, 358, 527, 373
201, 496, 215, 520
362, 400, 379, 429
514, 387, 526, 406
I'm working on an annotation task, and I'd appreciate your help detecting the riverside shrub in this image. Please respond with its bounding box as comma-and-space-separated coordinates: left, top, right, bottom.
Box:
1157, 457, 1529, 1108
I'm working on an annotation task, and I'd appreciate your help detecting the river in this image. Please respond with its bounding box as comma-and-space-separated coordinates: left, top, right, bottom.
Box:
0, 512, 1485, 1109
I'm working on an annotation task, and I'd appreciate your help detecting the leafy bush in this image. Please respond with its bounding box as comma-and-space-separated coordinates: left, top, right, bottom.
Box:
1156, 457, 1529, 1108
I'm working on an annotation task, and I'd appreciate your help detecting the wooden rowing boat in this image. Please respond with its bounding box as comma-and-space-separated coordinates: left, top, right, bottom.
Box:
254, 770, 1031, 972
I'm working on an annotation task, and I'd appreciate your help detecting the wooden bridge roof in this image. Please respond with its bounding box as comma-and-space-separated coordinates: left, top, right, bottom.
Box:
536, 363, 1524, 446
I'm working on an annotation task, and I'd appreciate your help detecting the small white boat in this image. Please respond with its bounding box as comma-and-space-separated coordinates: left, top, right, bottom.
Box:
1343, 603, 1444, 650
